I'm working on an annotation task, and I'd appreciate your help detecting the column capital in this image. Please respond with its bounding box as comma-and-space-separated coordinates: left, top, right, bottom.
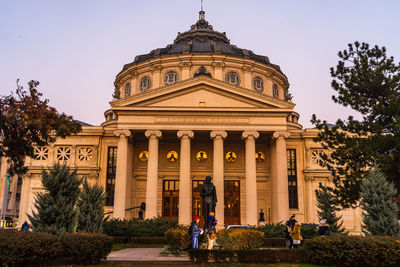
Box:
210, 130, 227, 140
114, 129, 131, 138
272, 131, 290, 140
241, 131, 259, 140
177, 130, 194, 139
145, 130, 162, 139
304, 175, 315, 181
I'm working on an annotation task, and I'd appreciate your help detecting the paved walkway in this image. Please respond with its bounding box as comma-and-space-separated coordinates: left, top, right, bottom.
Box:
107, 248, 190, 262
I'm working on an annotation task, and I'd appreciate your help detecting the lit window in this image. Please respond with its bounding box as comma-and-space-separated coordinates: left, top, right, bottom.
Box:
253, 77, 264, 93
273, 84, 279, 98
125, 83, 131, 97
78, 147, 93, 161
225, 72, 241, 85
163, 71, 179, 86
33, 146, 49, 160
56, 146, 71, 161
140, 76, 151, 92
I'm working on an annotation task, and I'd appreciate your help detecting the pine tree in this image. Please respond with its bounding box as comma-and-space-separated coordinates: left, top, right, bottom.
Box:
315, 183, 345, 233
77, 179, 106, 233
360, 166, 398, 236
28, 164, 81, 235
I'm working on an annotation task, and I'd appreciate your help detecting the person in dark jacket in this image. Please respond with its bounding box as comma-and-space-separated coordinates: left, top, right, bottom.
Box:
318, 219, 330, 236
191, 216, 201, 249
21, 221, 29, 231
285, 215, 297, 248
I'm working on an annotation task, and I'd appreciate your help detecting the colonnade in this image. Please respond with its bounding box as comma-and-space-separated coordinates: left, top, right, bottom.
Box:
112, 129, 290, 225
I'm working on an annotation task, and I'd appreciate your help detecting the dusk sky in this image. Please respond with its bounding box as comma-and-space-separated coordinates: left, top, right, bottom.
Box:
1, 0, 399, 128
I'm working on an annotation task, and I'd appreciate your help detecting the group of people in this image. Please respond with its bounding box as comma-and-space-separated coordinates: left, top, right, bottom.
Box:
190, 212, 217, 249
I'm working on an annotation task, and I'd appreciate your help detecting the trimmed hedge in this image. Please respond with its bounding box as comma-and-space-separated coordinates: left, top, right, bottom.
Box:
165, 228, 190, 250
0, 229, 62, 266
217, 229, 264, 250
262, 238, 286, 247
256, 223, 318, 239
188, 249, 307, 263
60, 232, 113, 264
304, 235, 400, 266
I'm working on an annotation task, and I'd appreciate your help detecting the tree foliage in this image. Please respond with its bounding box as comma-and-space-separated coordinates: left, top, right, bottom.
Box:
77, 179, 106, 233
28, 164, 82, 235
315, 184, 345, 233
311, 42, 400, 208
360, 166, 398, 236
0, 80, 81, 176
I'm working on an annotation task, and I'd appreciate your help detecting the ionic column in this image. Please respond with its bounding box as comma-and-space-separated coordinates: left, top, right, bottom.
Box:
242, 131, 260, 226
305, 176, 315, 223
271, 132, 290, 223
18, 174, 32, 225
210, 130, 227, 227
177, 130, 194, 225
113, 129, 132, 219
145, 130, 162, 219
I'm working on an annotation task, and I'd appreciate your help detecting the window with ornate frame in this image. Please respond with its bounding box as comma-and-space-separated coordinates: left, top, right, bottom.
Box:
225, 72, 241, 85
273, 84, 279, 98
253, 77, 264, 93
140, 76, 152, 92
33, 146, 49, 160
78, 147, 93, 161
311, 149, 325, 165
163, 71, 179, 86
56, 146, 71, 161
124, 83, 131, 97
105, 147, 117, 206
287, 149, 298, 209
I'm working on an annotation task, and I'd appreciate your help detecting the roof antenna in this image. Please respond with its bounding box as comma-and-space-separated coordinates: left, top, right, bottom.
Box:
199, 0, 205, 20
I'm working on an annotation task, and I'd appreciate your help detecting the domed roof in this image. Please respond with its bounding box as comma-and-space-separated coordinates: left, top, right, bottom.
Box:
122, 11, 283, 74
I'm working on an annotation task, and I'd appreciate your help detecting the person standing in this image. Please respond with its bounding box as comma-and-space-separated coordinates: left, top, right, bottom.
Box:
191, 216, 201, 249
21, 221, 29, 231
285, 215, 296, 248
207, 212, 217, 250
318, 219, 330, 236
290, 221, 302, 248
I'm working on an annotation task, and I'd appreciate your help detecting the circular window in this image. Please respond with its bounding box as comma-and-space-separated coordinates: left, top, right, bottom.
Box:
163, 71, 179, 86
195, 151, 208, 162
138, 151, 149, 162
225, 72, 241, 85
273, 84, 279, 98
140, 76, 152, 92
124, 83, 131, 97
167, 151, 179, 162
225, 151, 238, 162
253, 77, 264, 93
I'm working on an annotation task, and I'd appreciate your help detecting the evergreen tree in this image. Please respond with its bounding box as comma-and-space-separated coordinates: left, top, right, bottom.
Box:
77, 179, 106, 233
28, 164, 81, 235
360, 166, 398, 236
315, 184, 345, 233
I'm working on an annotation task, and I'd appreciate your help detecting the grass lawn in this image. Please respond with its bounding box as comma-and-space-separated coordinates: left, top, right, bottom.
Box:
112, 243, 166, 251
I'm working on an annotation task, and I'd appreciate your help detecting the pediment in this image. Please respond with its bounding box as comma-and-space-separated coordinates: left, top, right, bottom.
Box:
111, 76, 294, 110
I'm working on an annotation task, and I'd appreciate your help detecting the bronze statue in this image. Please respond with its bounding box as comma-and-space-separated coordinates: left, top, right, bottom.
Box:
200, 176, 217, 227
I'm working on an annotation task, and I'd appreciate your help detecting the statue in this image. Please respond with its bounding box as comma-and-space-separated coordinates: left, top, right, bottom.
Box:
200, 176, 217, 228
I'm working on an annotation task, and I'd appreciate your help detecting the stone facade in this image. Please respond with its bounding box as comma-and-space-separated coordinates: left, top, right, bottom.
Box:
0, 11, 362, 234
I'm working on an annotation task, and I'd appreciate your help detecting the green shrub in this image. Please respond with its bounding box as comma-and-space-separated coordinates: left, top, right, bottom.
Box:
60, 232, 113, 264
262, 238, 286, 247
304, 235, 400, 266
217, 229, 264, 250
164, 228, 190, 251
256, 223, 286, 238
301, 224, 319, 239
103, 217, 179, 238
0, 229, 62, 266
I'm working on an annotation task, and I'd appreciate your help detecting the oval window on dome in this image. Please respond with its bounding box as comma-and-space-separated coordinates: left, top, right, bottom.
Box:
140, 76, 152, 92
253, 77, 264, 93
124, 83, 131, 97
225, 72, 241, 86
273, 84, 279, 98
163, 71, 179, 86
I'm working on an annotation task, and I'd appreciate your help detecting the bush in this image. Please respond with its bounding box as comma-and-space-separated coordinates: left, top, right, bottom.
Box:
164, 228, 190, 251
60, 232, 113, 264
0, 229, 62, 266
262, 238, 286, 247
217, 229, 264, 250
304, 235, 400, 266
301, 224, 319, 239
103, 217, 179, 238
256, 223, 286, 238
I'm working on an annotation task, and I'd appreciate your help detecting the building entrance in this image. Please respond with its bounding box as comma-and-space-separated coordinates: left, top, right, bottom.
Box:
224, 180, 240, 225
192, 180, 205, 227
162, 180, 179, 220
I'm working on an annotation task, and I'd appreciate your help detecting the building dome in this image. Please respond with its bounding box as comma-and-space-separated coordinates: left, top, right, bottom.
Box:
121, 11, 283, 75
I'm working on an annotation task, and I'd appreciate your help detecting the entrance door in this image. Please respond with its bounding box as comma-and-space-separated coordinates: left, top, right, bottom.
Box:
224, 180, 240, 225
192, 180, 205, 227
162, 180, 179, 220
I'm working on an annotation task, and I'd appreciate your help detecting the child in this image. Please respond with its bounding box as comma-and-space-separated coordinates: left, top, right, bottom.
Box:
207, 212, 217, 250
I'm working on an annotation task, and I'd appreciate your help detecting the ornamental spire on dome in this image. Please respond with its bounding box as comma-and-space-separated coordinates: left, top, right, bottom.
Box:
199, 0, 205, 20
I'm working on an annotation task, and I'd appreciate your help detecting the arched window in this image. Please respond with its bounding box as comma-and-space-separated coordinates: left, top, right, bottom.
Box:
253, 77, 264, 93
163, 71, 179, 86
225, 72, 241, 85
273, 84, 279, 98
124, 83, 131, 97
140, 76, 152, 92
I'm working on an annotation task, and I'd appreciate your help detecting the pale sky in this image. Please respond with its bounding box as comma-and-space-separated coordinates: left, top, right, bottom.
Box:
1, 0, 399, 128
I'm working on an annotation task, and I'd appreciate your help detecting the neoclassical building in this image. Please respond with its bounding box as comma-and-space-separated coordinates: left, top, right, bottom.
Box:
0, 10, 362, 233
